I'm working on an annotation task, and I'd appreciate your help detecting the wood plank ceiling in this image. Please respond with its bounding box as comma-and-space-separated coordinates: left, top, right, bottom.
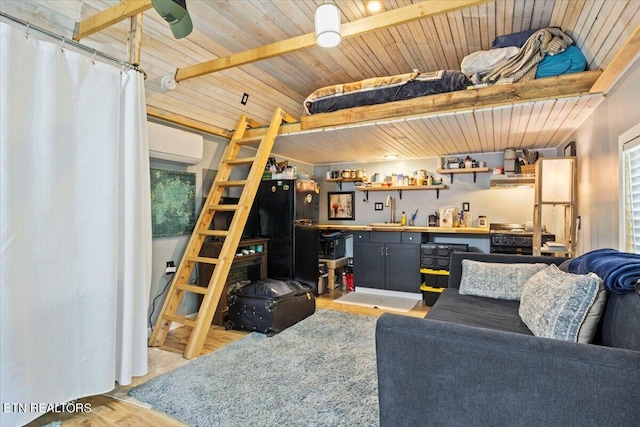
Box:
1, 1, 639, 165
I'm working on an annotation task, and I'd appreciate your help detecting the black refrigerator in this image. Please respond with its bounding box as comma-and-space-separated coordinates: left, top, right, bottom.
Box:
252, 179, 320, 293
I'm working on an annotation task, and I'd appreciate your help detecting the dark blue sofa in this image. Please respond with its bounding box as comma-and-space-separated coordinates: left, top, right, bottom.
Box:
376, 252, 640, 427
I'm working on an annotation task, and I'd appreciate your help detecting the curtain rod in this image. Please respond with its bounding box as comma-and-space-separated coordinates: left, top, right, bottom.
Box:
0, 12, 136, 71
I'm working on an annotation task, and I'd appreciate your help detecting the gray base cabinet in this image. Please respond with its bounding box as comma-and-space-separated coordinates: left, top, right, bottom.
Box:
352, 231, 421, 293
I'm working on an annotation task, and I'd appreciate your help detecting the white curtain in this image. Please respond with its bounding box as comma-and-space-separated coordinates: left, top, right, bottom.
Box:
0, 22, 151, 427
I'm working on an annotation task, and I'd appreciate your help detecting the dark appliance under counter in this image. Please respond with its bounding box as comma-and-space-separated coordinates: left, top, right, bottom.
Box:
489, 223, 555, 255
318, 231, 347, 260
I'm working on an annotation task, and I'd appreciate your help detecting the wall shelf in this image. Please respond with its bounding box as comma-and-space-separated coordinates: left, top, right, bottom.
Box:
325, 177, 363, 190
355, 184, 447, 200
436, 167, 490, 183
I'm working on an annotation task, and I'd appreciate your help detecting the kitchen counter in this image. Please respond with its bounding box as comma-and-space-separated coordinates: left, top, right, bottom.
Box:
318, 224, 490, 234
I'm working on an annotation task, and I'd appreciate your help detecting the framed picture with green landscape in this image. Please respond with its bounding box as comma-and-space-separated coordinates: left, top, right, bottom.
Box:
150, 168, 197, 237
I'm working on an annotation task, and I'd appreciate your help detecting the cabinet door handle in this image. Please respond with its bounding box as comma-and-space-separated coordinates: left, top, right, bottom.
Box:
381, 247, 384, 256
385, 247, 389, 256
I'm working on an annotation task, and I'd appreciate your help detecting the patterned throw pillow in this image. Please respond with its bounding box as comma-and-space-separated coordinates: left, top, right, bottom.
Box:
519, 265, 603, 342
459, 260, 549, 300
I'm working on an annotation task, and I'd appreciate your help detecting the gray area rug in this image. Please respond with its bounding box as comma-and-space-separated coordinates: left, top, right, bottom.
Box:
334, 291, 419, 312
129, 310, 380, 427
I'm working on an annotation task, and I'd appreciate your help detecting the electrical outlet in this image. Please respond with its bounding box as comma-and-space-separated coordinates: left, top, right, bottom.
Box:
165, 261, 176, 274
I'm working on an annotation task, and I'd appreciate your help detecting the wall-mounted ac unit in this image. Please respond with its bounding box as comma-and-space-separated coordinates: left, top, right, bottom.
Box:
147, 121, 203, 165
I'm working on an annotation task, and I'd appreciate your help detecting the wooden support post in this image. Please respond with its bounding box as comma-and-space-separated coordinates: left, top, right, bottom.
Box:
127, 13, 143, 66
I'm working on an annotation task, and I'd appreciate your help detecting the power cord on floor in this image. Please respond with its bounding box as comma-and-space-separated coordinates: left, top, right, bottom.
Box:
149, 274, 174, 329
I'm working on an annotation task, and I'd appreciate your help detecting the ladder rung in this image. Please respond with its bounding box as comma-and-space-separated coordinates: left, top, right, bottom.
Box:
233, 136, 263, 145
205, 204, 238, 211
224, 157, 256, 166
198, 229, 229, 237
216, 180, 248, 187
175, 283, 209, 295
187, 255, 219, 264
162, 313, 197, 328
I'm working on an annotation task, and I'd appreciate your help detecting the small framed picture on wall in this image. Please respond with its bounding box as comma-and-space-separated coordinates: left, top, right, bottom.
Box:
328, 191, 355, 220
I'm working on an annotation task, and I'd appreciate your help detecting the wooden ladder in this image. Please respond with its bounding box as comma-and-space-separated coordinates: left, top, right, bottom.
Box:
148, 108, 297, 359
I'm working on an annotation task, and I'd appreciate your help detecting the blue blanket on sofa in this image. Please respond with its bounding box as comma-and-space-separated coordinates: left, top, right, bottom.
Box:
568, 248, 640, 293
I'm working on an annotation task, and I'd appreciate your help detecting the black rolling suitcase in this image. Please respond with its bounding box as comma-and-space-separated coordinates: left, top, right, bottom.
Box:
226, 279, 316, 336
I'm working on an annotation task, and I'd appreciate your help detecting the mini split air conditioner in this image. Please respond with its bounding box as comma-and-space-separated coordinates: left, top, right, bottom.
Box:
147, 121, 203, 165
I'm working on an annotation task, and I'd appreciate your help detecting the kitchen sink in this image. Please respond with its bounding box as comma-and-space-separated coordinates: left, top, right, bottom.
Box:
369, 222, 403, 227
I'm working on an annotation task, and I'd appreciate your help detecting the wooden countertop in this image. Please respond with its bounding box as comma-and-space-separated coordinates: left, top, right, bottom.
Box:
318, 224, 490, 234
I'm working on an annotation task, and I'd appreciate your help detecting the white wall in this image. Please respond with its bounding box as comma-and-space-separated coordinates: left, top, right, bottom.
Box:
572, 58, 640, 254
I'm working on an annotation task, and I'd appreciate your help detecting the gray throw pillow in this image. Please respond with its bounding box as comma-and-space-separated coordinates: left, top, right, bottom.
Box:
459, 260, 549, 300
519, 265, 603, 342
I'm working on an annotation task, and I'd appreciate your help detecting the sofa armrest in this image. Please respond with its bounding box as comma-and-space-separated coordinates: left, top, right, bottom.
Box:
448, 253, 567, 288
376, 313, 640, 427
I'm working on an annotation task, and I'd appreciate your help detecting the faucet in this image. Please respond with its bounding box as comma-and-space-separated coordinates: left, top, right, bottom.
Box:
385, 195, 396, 223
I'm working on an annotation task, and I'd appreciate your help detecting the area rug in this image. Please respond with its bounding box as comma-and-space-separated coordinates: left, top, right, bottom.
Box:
333, 291, 419, 312
129, 310, 380, 427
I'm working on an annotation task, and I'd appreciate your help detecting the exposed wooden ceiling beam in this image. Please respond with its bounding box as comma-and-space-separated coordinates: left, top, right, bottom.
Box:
590, 24, 640, 94
147, 106, 232, 139
175, 0, 490, 82
73, 0, 152, 41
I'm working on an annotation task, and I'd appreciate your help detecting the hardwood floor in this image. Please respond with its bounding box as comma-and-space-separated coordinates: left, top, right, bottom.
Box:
27, 290, 429, 426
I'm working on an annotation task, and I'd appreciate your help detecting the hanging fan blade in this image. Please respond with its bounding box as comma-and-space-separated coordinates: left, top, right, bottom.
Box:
151, 0, 193, 39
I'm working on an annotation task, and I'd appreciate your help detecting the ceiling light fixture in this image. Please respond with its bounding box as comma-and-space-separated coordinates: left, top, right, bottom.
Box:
315, 2, 341, 48
160, 74, 177, 91
366, 1, 383, 14
384, 154, 399, 160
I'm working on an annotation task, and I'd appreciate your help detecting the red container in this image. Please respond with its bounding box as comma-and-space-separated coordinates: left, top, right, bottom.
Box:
344, 272, 355, 291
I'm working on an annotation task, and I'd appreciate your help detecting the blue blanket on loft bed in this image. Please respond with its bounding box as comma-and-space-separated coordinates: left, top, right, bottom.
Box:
568, 248, 640, 293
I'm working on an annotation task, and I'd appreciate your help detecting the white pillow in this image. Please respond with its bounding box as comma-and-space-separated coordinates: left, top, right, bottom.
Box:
519, 265, 604, 342
459, 260, 549, 300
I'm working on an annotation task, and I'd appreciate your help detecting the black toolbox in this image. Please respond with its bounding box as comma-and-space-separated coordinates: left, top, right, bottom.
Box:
420, 243, 469, 306
226, 279, 315, 336
420, 243, 469, 271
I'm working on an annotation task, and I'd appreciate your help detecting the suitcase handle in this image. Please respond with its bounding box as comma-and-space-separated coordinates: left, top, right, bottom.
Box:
265, 301, 276, 312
